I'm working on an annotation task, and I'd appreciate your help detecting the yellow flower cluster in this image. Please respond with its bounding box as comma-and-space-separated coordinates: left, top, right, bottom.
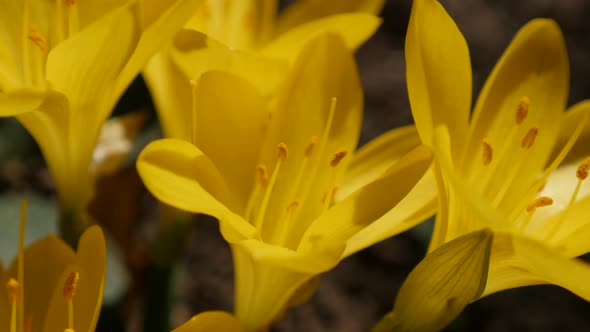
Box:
0, 0, 588, 331
0, 201, 106, 332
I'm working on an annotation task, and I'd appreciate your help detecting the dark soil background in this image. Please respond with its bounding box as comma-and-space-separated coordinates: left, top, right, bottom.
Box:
1, 1, 589, 331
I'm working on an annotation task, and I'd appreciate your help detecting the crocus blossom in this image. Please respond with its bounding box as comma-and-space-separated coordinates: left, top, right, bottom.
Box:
137, 33, 434, 331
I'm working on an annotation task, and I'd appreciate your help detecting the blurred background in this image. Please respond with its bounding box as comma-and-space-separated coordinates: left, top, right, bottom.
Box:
1, 0, 589, 331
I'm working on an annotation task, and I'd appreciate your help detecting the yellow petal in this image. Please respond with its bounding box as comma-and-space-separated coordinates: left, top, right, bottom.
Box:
42, 226, 106, 332
193, 71, 269, 214
261, 13, 381, 62
553, 100, 590, 165
7, 236, 76, 332
238, 238, 342, 274
0, 0, 53, 82
257, 32, 362, 245
276, 0, 384, 36
345, 170, 437, 257
15, 92, 79, 208
254, 0, 279, 47
73, 225, 106, 331
136, 138, 256, 241
338, 125, 421, 199
0, 88, 47, 115
77, 0, 125, 27
464, 19, 568, 209
47, 2, 139, 206
484, 232, 590, 301
299, 145, 433, 253
46, 3, 138, 121
168, 29, 288, 98
405, 0, 471, 154
173, 311, 243, 332
384, 229, 493, 332
231, 243, 322, 332
192, 0, 267, 49
0, 0, 23, 88
116, 0, 204, 100
143, 52, 193, 140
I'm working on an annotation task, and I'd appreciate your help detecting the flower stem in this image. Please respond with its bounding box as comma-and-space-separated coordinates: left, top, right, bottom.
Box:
58, 207, 90, 248
143, 204, 192, 332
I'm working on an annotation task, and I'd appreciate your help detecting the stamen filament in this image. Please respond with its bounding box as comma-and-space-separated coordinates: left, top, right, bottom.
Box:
68, 301, 74, 329
544, 158, 590, 242
7, 278, 19, 332
22, 0, 32, 84
271, 137, 317, 245
318, 98, 337, 158
322, 185, 339, 212
288, 137, 315, 200
244, 164, 267, 220
293, 98, 337, 215
56, 0, 65, 42
468, 97, 529, 184
253, 143, 287, 230
276, 201, 300, 245
27, 24, 48, 86
63, 271, 79, 329
67, 0, 79, 37
544, 179, 582, 242
491, 127, 539, 207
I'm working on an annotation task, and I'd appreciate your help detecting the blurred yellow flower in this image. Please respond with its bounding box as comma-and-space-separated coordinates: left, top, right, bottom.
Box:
0, 201, 106, 332
137, 33, 434, 331
173, 311, 243, 332
144, 0, 384, 141
387, 0, 590, 329
0, 0, 203, 241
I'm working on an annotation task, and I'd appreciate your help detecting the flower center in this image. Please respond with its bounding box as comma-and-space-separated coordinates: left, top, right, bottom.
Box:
538, 157, 590, 240
474, 96, 589, 239
244, 98, 349, 247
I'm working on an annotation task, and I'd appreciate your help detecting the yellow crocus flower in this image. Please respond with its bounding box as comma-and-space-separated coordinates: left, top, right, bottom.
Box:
173, 311, 243, 332
144, 0, 384, 141
137, 32, 434, 331
0, 0, 203, 241
0, 201, 106, 332
385, 0, 590, 329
